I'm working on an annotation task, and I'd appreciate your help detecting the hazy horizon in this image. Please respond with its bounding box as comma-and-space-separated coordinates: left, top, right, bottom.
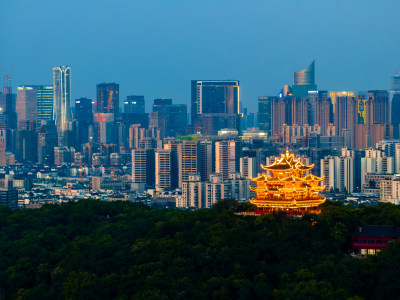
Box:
1, 0, 400, 113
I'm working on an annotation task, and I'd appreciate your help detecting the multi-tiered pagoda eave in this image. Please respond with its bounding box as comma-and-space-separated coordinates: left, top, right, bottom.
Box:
250, 149, 325, 214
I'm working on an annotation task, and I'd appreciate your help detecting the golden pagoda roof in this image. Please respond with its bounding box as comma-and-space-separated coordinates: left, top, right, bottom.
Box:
303, 174, 323, 181
262, 149, 314, 172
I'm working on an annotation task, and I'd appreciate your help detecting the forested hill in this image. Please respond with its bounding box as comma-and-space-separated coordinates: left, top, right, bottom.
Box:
1, 200, 400, 300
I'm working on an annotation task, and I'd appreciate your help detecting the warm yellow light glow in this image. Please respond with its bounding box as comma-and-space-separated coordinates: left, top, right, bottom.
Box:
250, 150, 326, 214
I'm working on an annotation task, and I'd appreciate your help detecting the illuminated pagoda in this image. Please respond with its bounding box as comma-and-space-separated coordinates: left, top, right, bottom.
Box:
250, 149, 325, 214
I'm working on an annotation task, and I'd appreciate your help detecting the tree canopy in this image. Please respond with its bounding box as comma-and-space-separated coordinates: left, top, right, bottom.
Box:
1, 200, 400, 299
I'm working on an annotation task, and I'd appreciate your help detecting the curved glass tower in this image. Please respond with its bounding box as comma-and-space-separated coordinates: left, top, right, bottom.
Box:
294, 60, 315, 85
53, 66, 72, 131
292, 61, 317, 97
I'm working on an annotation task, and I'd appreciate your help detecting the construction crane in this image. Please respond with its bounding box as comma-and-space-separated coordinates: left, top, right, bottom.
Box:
0, 61, 13, 92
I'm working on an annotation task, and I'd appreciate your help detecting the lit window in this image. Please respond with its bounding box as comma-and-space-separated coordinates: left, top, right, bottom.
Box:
368, 249, 375, 255
361, 249, 367, 255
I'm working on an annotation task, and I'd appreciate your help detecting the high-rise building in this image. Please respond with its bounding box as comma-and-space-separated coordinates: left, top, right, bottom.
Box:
38, 121, 58, 164
191, 80, 240, 134
53, 66, 72, 131
215, 140, 240, 179
334, 94, 358, 146
125, 95, 145, 113
292, 61, 317, 97
153, 98, 172, 111
132, 148, 155, 190
36, 86, 54, 124
258, 96, 274, 135
330, 91, 355, 118
199, 140, 213, 181
177, 140, 199, 187
155, 149, 171, 190
16, 86, 37, 128
96, 83, 119, 114
165, 104, 187, 137
15, 130, 38, 162
321, 155, 354, 193
390, 74, 400, 138
75, 98, 93, 146
240, 156, 257, 179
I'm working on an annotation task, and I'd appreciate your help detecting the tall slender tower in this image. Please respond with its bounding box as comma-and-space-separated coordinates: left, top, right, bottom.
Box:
53, 66, 72, 131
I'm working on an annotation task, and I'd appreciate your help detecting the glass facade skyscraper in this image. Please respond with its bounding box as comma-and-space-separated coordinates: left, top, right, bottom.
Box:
53, 66, 72, 131
36, 86, 54, 124
191, 80, 240, 134
97, 83, 120, 114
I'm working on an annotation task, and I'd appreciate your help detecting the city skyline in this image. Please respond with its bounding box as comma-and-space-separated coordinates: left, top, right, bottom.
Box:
1, 0, 400, 112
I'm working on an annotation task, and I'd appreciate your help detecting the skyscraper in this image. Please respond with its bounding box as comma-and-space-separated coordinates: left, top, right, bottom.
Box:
36, 86, 54, 124
97, 83, 120, 114
16, 86, 37, 127
75, 98, 93, 146
191, 80, 240, 134
124, 95, 145, 113
390, 74, 400, 138
258, 96, 274, 135
292, 61, 317, 97
153, 98, 172, 111
53, 66, 72, 131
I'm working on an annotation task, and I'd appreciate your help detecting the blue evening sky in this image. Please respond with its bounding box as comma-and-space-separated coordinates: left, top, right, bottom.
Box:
1, 0, 400, 113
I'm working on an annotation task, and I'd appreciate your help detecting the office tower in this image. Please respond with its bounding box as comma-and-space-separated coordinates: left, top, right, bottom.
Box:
215, 140, 240, 179
0, 187, 18, 209
390, 74, 400, 138
258, 96, 274, 134
124, 95, 145, 113
36, 86, 54, 124
153, 98, 172, 111
292, 61, 317, 97
53, 66, 72, 131
191, 80, 240, 134
75, 98, 93, 146
16, 86, 37, 128
199, 141, 213, 181
15, 130, 38, 162
165, 104, 187, 137
97, 83, 119, 114
38, 121, 58, 164
155, 149, 171, 190
177, 140, 199, 187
